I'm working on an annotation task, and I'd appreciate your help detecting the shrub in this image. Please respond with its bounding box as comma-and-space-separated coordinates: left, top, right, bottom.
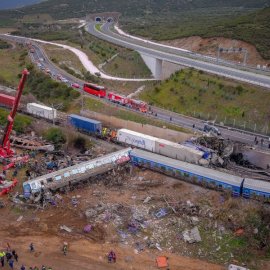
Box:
44, 127, 66, 146
73, 136, 87, 152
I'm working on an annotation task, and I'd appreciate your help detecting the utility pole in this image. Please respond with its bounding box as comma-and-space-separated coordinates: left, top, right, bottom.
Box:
243, 50, 248, 66
50, 103, 63, 126
217, 47, 220, 63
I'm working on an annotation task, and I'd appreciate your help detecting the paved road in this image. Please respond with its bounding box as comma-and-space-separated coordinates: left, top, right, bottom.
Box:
1, 34, 269, 151
87, 22, 270, 89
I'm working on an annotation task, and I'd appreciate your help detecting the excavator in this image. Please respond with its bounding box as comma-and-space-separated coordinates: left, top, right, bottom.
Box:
0, 69, 29, 195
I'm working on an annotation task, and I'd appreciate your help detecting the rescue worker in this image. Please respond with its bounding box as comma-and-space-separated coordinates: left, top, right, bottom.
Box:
0, 251, 5, 267
29, 243, 34, 252
8, 258, 14, 269
108, 250, 116, 263
6, 251, 12, 262
63, 243, 68, 256
12, 250, 18, 262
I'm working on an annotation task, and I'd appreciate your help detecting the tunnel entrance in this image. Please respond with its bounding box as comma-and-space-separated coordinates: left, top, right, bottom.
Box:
107, 17, 114, 23
95, 17, 102, 22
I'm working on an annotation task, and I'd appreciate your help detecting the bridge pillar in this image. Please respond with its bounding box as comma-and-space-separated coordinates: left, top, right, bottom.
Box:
139, 52, 163, 80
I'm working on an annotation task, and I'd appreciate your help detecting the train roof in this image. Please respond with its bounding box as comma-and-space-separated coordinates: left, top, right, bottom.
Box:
118, 129, 157, 141
243, 178, 270, 193
156, 138, 204, 155
23, 148, 131, 189
28, 103, 55, 111
69, 114, 101, 124
130, 149, 243, 186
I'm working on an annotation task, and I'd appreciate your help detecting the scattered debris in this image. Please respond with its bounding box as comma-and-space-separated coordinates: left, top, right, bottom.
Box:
155, 243, 162, 251
155, 208, 168, 219
60, 225, 72, 233
16, 216, 23, 222
183, 227, 202, 243
143, 196, 151, 203
156, 256, 169, 268
234, 228, 244, 236
83, 224, 92, 233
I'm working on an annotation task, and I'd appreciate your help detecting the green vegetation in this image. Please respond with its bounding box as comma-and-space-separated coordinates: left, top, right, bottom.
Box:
0, 0, 267, 21
44, 127, 66, 146
25, 66, 80, 111
0, 46, 29, 87
103, 51, 152, 78
1, 0, 268, 59
141, 69, 270, 133
82, 96, 189, 133
125, 7, 270, 60
0, 40, 11, 49
0, 108, 32, 133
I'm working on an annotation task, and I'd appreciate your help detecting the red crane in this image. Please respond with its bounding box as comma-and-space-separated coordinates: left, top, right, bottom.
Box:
0, 69, 29, 158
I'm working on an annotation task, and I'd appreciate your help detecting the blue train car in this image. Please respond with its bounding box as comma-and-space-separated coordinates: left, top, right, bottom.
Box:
242, 178, 270, 200
69, 114, 102, 134
130, 149, 243, 196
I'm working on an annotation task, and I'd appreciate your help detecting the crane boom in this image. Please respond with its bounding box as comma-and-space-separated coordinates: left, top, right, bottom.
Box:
0, 69, 29, 158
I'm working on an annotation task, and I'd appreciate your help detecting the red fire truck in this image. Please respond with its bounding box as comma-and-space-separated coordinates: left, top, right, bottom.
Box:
108, 92, 129, 106
83, 83, 107, 98
128, 99, 148, 113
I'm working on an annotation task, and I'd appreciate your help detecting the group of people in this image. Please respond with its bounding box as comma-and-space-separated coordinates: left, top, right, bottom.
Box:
0, 248, 18, 269
254, 136, 270, 148
108, 250, 116, 263
0, 243, 54, 270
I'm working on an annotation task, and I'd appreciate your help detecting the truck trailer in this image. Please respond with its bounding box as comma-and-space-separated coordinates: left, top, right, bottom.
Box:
69, 114, 102, 134
27, 103, 57, 120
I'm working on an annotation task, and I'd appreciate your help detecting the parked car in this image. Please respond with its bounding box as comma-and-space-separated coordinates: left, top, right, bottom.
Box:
61, 77, 69, 83
71, 83, 80, 89
204, 124, 221, 135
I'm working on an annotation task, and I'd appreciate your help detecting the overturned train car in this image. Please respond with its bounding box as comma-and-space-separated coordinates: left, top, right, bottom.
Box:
23, 148, 131, 197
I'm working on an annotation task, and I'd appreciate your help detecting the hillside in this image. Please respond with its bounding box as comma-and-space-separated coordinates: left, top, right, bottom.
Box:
0, 0, 269, 20
0, 0, 269, 58
124, 7, 270, 60
0, 0, 43, 10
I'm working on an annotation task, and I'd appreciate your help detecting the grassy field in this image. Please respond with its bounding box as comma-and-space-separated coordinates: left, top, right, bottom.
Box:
13, 23, 152, 79
0, 107, 32, 133
140, 69, 270, 133
21, 13, 53, 24
0, 44, 29, 87
73, 96, 189, 133
43, 44, 86, 78
103, 50, 152, 78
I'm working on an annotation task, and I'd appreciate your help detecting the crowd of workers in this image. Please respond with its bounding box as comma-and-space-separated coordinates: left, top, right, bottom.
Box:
0, 242, 55, 270
0, 242, 117, 269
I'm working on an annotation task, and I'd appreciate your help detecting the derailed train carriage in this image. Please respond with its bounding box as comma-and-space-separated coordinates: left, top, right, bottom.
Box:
23, 148, 131, 197
129, 149, 270, 200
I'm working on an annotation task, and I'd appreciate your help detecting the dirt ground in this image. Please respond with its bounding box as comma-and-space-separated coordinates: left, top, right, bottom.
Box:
0, 169, 225, 270
0, 132, 269, 270
161, 36, 270, 66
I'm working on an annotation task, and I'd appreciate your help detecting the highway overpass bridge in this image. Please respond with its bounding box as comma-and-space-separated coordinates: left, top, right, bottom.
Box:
86, 22, 270, 88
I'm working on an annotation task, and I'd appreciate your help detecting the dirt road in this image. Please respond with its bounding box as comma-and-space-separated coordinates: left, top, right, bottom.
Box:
0, 234, 224, 270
